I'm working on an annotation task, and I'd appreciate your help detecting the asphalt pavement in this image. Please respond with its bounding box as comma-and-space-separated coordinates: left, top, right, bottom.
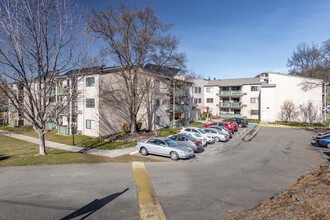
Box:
0, 127, 328, 220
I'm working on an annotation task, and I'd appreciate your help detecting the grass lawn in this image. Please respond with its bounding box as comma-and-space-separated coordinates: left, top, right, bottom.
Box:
270, 121, 324, 127
0, 125, 136, 150
0, 135, 160, 167
156, 121, 206, 137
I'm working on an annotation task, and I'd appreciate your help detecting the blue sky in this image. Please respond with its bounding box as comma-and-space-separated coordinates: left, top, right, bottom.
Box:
81, 0, 330, 79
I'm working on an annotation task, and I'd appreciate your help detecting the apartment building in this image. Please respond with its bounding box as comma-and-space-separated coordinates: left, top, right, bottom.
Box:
189, 77, 209, 120
203, 73, 327, 122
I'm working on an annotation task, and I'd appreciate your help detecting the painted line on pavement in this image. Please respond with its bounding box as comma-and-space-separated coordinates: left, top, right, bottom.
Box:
130, 151, 139, 155
131, 162, 166, 220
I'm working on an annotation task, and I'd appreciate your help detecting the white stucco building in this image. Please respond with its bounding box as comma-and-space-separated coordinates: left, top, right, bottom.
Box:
202, 73, 327, 123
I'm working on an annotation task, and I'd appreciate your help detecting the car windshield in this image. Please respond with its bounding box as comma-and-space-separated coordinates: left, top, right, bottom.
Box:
186, 135, 199, 142
164, 139, 179, 147
198, 129, 206, 134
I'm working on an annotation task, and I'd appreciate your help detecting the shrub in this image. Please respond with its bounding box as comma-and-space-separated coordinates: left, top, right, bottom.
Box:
136, 121, 142, 132
122, 123, 130, 133
116, 134, 123, 139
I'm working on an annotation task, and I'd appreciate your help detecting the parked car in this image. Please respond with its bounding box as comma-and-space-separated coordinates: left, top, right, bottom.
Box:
223, 120, 238, 131
316, 135, 330, 148
136, 137, 194, 160
203, 128, 229, 142
180, 127, 214, 143
168, 134, 203, 152
228, 117, 248, 127
183, 132, 207, 146
312, 131, 330, 140
203, 122, 234, 134
209, 126, 232, 138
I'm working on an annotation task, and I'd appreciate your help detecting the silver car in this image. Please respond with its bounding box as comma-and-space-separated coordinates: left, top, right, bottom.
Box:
203, 128, 229, 142
168, 134, 203, 152
136, 137, 194, 160
209, 126, 232, 138
180, 127, 214, 143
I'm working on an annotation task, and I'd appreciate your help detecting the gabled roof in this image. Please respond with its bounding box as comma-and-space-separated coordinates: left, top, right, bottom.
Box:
144, 64, 181, 78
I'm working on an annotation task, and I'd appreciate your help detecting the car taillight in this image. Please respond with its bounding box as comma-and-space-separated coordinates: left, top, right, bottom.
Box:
194, 142, 199, 146
225, 136, 227, 138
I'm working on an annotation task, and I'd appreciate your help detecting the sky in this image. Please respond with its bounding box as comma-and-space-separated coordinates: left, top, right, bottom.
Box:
80, 0, 330, 79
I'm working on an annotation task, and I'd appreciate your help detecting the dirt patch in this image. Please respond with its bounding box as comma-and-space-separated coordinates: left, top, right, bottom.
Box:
224, 166, 330, 220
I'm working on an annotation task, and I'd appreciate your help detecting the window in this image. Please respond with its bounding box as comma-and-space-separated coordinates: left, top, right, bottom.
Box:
251, 98, 259, 103
206, 98, 213, 103
198, 98, 202, 103
251, 86, 260, 91
251, 110, 259, 115
148, 139, 157, 144
86, 77, 95, 87
192, 129, 198, 133
86, 98, 95, 108
178, 136, 186, 141
155, 99, 160, 107
198, 87, 201, 93
195, 87, 198, 93
162, 100, 167, 105
86, 120, 95, 129
206, 87, 214, 93
156, 116, 162, 125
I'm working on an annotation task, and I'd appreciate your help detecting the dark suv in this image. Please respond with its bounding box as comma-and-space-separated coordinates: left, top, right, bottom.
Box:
228, 118, 248, 127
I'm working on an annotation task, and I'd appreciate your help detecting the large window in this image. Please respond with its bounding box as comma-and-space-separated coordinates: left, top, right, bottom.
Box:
206, 87, 214, 93
86, 77, 95, 87
251, 98, 259, 103
251, 86, 260, 91
206, 98, 213, 103
86, 120, 95, 129
86, 98, 95, 108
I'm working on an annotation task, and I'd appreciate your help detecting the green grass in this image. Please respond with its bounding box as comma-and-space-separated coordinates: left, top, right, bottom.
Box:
0, 125, 136, 150
156, 121, 206, 137
0, 135, 159, 167
246, 119, 260, 123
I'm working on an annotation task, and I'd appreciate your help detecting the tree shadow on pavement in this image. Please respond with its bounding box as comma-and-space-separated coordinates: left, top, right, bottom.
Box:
60, 188, 129, 220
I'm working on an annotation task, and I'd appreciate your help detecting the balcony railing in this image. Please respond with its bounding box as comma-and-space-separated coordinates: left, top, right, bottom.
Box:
8, 105, 17, 112
169, 119, 190, 127
219, 102, 242, 108
169, 88, 189, 97
219, 113, 241, 118
168, 104, 190, 112
58, 126, 77, 135
57, 86, 69, 95
219, 91, 242, 97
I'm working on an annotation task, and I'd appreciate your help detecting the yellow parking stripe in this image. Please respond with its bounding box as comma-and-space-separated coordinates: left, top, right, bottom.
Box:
131, 162, 166, 220
257, 124, 314, 129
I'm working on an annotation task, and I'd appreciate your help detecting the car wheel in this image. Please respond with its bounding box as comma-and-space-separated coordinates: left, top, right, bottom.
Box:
170, 152, 179, 161
215, 137, 220, 142
140, 147, 148, 156
327, 143, 330, 149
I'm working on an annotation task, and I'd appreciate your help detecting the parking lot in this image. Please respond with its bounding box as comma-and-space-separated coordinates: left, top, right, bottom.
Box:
0, 127, 329, 220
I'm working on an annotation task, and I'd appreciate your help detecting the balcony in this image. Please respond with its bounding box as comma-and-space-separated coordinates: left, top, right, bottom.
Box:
57, 86, 69, 95
219, 114, 241, 118
169, 119, 190, 127
168, 104, 190, 112
8, 105, 17, 112
219, 102, 242, 108
58, 126, 77, 135
169, 88, 189, 97
219, 91, 242, 97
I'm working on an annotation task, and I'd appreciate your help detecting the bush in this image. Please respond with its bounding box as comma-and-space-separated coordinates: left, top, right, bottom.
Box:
136, 121, 142, 132
122, 123, 131, 133
199, 112, 212, 120
116, 134, 123, 139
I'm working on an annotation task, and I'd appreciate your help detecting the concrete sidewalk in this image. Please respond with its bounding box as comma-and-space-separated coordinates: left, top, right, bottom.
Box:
0, 131, 136, 158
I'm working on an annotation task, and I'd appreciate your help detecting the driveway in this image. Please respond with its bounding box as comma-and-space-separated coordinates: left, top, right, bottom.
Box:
0, 127, 328, 219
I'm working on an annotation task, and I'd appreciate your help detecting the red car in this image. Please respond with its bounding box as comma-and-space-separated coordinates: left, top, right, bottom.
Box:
223, 120, 238, 131
203, 122, 234, 133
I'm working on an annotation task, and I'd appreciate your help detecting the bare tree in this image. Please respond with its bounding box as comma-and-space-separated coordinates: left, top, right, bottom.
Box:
299, 101, 319, 125
280, 100, 298, 124
0, 0, 83, 155
87, 4, 186, 134
287, 40, 330, 90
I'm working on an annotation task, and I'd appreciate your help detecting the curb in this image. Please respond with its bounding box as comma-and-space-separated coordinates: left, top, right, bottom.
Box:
242, 126, 261, 142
